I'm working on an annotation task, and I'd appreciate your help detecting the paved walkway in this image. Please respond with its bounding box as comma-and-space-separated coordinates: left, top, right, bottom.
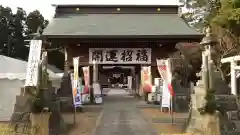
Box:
93, 89, 157, 135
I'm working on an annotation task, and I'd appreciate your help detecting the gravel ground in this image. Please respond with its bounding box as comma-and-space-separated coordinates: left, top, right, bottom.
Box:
62, 106, 102, 135
140, 108, 188, 135
61, 89, 189, 135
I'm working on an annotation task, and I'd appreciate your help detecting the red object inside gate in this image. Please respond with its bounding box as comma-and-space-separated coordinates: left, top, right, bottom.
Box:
143, 84, 152, 93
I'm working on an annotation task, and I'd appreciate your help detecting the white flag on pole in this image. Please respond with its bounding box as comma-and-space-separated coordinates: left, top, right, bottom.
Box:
72, 57, 82, 107
157, 59, 171, 109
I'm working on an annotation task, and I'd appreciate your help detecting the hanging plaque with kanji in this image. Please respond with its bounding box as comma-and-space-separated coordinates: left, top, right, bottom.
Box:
89, 48, 151, 64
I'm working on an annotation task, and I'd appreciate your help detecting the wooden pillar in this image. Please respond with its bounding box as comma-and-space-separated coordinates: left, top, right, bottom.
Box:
64, 46, 69, 74
131, 67, 135, 92
93, 61, 98, 83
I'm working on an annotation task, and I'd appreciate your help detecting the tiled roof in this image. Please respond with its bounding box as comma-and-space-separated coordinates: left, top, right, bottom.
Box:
43, 14, 202, 39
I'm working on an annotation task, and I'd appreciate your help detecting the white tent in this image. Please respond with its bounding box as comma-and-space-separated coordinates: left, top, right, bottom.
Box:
0, 55, 63, 121
0, 55, 64, 87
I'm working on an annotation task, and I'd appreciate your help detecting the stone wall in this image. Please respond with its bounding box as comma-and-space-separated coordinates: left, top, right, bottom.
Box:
0, 122, 39, 135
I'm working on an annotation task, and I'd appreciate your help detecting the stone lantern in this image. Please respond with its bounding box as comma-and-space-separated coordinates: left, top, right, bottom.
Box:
200, 27, 218, 90
187, 27, 221, 135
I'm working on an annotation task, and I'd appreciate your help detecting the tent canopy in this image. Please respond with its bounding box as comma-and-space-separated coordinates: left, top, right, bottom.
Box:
0, 55, 63, 80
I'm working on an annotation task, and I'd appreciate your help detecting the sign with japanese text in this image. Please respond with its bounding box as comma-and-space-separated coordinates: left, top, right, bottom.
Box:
25, 40, 42, 87
89, 48, 151, 64
157, 59, 172, 109
82, 66, 90, 103
82, 66, 90, 94
72, 57, 82, 107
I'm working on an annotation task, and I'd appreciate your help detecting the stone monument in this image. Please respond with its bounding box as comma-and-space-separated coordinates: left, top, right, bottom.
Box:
186, 27, 237, 135
11, 39, 66, 135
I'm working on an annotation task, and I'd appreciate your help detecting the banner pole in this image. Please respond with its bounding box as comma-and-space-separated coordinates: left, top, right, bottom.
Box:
171, 96, 174, 125
74, 106, 76, 124
169, 97, 171, 114
72, 57, 80, 125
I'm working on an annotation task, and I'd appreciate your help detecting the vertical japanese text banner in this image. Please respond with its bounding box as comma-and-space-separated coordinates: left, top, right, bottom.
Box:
166, 59, 174, 96
25, 40, 42, 87
72, 57, 82, 107
82, 66, 90, 94
141, 66, 152, 93
157, 59, 171, 108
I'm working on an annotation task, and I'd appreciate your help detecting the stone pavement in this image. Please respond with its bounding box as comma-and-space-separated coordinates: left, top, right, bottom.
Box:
103, 88, 131, 95
93, 89, 157, 135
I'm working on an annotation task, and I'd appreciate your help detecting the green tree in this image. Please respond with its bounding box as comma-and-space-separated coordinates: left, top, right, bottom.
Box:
0, 6, 14, 56
0, 6, 28, 59
25, 10, 64, 70
11, 7, 29, 59
181, 0, 221, 32
182, 0, 240, 82
25, 10, 49, 35
210, 0, 240, 82
0, 6, 50, 60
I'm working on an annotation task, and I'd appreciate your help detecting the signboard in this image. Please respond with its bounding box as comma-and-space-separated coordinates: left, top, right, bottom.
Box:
25, 40, 42, 86
89, 48, 151, 64
71, 57, 82, 107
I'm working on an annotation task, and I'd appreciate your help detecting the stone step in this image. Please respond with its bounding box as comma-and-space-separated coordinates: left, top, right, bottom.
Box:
152, 118, 187, 124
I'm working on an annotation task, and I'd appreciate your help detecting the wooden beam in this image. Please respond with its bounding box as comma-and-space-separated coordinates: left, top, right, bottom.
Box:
234, 66, 240, 70
221, 55, 240, 63
47, 38, 201, 45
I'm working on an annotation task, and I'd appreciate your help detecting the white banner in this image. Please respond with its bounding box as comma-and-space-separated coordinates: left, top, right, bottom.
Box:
81, 66, 90, 103
157, 59, 168, 80
157, 59, 172, 109
72, 57, 82, 107
89, 48, 151, 64
82, 66, 90, 93
25, 40, 42, 86
161, 81, 171, 108
141, 66, 152, 93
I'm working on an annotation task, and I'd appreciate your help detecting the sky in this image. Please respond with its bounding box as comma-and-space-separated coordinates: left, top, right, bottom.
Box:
2, 0, 181, 21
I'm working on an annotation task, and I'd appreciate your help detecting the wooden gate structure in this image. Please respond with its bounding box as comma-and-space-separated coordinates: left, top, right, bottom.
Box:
42, 4, 203, 97
221, 55, 240, 96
